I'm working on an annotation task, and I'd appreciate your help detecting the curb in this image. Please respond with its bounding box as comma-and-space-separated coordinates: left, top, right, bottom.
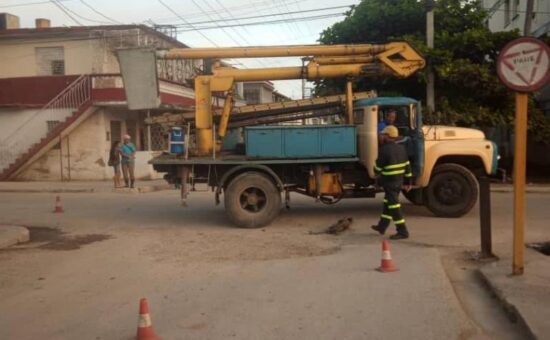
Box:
0, 225, 30, 249
476, 269, 537, 340
0, 184, 173, 194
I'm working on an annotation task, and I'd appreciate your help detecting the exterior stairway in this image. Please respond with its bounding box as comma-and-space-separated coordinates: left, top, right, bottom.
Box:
0, 75, 95, 180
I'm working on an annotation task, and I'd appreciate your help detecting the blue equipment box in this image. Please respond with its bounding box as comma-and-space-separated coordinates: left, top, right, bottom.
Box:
245, 125, 356, 159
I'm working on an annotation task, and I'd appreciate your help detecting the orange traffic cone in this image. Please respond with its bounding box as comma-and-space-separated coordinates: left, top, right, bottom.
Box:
53, 195, 64, 213
376, 240, 399, 273
136, 298, 160, 340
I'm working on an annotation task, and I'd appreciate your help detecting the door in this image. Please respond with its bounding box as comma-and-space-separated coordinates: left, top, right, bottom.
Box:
110, 121, 122, 143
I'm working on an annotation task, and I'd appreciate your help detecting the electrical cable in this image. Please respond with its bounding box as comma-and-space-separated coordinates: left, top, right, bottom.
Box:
79, 0, 123, 25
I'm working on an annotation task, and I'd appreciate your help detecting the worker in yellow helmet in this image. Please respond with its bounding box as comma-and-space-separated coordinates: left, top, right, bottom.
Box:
372, 125, 413, 240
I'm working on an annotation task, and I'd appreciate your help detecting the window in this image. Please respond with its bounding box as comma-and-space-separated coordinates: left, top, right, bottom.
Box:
51, 60, 65, 75
47, 120, 61, 149
46, 120, 60, 132
35, 47, 65, 76
243, 88, 260, 104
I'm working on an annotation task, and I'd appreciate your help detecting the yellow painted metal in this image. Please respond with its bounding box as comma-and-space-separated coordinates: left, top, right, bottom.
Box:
158, 44, 387, 59
315, 55, 375, 65
346, 80, 353, 124
230, 91, 377, 116
308, 173, 342, 195
162, 42, 425, 155
195, 76, 214, 155
218, 91, 234, 139
513, 92, 527, 275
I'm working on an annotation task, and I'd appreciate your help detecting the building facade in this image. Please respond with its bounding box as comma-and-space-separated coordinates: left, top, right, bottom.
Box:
0, 17, 201, 181
483, 0, 550, 36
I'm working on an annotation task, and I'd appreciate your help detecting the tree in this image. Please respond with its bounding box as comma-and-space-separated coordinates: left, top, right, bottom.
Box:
317, 0, 550, 143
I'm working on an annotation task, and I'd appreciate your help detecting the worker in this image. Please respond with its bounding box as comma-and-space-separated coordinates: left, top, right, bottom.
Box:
371, 125, 413, 240
120, 134, 136, 188
377, 109, 397, 133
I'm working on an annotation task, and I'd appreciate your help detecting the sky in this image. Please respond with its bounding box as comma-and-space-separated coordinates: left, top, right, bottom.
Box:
1, 0, 361, 98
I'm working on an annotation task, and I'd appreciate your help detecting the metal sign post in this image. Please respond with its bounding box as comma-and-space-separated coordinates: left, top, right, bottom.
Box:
496, 37, 550, 275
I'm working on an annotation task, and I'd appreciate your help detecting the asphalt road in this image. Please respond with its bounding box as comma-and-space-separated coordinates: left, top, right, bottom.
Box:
0, 190, 546, 339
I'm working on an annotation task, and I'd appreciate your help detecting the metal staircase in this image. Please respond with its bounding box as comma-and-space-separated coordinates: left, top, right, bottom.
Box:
0, 75, 93, 180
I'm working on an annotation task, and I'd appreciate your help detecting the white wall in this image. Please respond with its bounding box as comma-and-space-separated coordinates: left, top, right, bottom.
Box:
0, 107, 73, 171
16, 108, 162, 181
484, 0, 550, 35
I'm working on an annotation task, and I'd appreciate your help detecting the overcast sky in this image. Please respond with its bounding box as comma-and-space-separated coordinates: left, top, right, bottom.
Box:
2, 0, 360, 98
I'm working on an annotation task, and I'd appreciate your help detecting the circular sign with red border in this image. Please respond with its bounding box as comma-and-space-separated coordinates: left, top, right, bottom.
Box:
496, 37, 550, 92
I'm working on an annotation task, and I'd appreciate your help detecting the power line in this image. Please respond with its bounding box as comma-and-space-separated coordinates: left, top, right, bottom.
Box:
0, 0, 72, 9
157, 0, 219, 47
175, 13, 346, 32
49, 0, 83, 26
51, 0, 115, 25
165, 5, 352, 28
79, 0, 122, 25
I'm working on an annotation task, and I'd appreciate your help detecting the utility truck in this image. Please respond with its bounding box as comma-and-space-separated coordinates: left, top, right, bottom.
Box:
117, 43, 498, 228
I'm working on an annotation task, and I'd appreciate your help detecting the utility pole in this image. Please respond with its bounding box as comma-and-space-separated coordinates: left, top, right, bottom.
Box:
524, 0, 534, 35
426, 0, 435, 116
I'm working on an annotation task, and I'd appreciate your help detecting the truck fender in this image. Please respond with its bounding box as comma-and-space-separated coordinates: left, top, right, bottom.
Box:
417, 140, 495, 187
215, 165, 285, 205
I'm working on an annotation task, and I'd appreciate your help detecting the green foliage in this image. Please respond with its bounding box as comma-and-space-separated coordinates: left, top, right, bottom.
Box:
316, 0, 550, 143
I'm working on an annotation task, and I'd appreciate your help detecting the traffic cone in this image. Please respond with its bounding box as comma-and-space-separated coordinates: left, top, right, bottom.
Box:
53, 195, 64, 213
376, 240, 399, 273
136, 298, 160, 340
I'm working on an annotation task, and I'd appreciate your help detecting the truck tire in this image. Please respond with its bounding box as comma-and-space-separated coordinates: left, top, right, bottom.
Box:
425, 163, 478, 217
224, 172, 281, 228
402, 188, 424, 205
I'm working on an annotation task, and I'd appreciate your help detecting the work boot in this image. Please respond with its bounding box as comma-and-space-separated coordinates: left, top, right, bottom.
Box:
130, 180, 135, 189
371, 225, 386, 235
124, 179, 129, 187
389, 233, 409, 240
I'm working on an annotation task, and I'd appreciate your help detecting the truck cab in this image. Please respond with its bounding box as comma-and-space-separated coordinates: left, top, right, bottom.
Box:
354, 97, 497, 218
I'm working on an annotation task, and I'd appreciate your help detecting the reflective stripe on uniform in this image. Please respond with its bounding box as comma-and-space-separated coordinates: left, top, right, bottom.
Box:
384, 161, 410, 170
374, 164, 382, 171
394, 219, 406, 224
383, 199, 388, 203
388, 203, 401, 209
382, 169, 405, 176
381, 214, 392, 220
404, 173, 413, 177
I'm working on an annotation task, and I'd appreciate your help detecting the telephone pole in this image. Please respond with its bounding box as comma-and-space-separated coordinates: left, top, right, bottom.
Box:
426, 0, 435, 116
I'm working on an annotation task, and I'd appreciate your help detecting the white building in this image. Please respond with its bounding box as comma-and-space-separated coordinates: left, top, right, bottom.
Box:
0, 15, 202, 181
483, 0, 550, 36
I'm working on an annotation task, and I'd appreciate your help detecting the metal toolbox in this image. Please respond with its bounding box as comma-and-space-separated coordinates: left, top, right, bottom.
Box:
245, 125, 356, 159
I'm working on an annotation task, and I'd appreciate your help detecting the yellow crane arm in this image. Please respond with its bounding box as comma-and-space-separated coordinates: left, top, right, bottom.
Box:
153, 42, 425, 155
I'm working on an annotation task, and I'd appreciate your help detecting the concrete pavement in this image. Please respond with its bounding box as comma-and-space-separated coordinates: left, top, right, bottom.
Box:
479, 248, 550, 340
0, 179, 172, 193
0, 225, 29, 249
0, 190, 548, 338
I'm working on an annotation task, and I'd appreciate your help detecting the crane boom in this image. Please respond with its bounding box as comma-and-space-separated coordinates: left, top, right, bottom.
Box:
118, 42, 425, 156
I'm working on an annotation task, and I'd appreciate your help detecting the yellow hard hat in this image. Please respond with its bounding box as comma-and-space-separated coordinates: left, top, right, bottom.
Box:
382, 125, 399, 138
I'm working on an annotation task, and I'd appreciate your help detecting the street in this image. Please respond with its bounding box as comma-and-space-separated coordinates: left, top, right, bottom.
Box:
0, 189, 547, 339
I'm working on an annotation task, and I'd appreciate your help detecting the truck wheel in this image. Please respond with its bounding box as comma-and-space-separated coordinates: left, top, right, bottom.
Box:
402, 188, 424, 205
224, 172, 281, 228
425, 163, 478, 217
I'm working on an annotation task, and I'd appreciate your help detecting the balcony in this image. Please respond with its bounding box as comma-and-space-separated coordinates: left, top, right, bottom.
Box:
0, 74, 195, 109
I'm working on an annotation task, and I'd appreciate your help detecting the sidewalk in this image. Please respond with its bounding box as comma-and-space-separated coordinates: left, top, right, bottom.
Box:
478, 247, 550, 339
0, 225, 29, 249
0, 179, 173, 194
490, 183, 550, 193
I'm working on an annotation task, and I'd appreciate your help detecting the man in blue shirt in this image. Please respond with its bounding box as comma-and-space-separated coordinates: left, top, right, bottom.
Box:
377, 110, 397, 133
120, 134, 136, 188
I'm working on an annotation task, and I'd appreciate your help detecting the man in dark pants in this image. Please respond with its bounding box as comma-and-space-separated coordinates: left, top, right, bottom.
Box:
371, 126, 413, 240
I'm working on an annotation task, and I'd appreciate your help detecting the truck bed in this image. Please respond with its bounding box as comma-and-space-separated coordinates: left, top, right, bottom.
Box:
149, 153, 360, 165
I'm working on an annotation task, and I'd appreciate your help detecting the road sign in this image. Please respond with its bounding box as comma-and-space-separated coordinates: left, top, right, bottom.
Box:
497, 37, 550, 92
